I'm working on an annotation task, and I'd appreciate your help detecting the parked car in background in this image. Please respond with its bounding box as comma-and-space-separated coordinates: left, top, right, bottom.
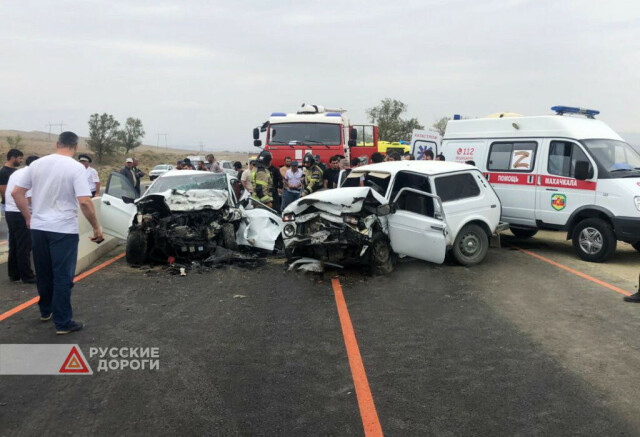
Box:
218, 160, 238, 175
100, 170, 282, 264
282, 161, 505, 274
149, 164, 174, 180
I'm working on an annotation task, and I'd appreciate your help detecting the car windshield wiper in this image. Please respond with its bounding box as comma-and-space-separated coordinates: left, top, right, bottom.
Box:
610, 168, 633, 172
269, 140, 296, 148
299, 140, 332, 148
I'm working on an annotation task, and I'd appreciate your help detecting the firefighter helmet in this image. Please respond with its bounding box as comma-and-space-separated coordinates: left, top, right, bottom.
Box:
256, 150, 273, 166
302, 153, 315, 167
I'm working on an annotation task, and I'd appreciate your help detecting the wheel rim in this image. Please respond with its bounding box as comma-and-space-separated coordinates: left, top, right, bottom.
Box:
578, 227, 603, 254
459, 232, 481, 257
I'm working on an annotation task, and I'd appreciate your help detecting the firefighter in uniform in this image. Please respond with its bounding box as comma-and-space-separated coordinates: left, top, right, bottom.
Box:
252, 150, 274, 207
301, 153, 323, 197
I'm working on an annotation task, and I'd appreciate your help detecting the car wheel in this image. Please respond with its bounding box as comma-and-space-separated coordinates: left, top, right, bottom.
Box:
369, 232, 396, 275
572, 218, 616, 262
221, 223, 239, 251
126, 229, 148, 265
452, 224, 489, 266
509, 226, 538, 239
632, 241, 640, 253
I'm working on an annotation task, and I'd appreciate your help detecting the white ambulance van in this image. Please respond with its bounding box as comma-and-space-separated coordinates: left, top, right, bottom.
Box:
441, 106, 640, 262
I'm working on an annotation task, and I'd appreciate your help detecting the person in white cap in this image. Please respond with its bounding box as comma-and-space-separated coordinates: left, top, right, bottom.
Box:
78, 154, 100, 197
119, 157, 139, 197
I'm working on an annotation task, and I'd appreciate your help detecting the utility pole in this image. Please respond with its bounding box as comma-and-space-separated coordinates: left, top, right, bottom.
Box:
198, 141, 204, 153
156, 133, 168, 149
45, 121, 66, 140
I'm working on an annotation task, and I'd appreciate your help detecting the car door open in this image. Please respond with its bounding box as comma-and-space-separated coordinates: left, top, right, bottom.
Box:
101, 172, 137, 240
386, 187, 448, 264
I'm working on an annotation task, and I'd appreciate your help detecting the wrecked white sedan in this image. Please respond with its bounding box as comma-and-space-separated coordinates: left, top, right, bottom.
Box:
282, 161, 505, 273
100, 170, 282, 264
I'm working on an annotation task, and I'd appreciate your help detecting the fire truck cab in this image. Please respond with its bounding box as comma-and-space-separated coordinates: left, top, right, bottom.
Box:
253, 103, 378, 167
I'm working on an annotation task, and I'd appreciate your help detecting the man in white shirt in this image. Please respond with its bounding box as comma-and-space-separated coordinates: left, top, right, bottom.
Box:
12, 132, 104, 335
282, 160, 304, 210
78, 154, 100, 197
5, 156, 38, 283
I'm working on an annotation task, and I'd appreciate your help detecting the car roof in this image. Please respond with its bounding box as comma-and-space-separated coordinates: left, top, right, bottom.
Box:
355, 160, 474, 175
160, 170, 228, 178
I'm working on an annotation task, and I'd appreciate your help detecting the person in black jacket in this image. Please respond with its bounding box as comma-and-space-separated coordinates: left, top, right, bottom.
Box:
269, 163, 283, 212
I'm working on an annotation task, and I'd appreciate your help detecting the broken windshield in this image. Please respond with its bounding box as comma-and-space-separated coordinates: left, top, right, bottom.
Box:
343, 171, 391, 196
147, 173, 228, 195
268, 123, 341, 146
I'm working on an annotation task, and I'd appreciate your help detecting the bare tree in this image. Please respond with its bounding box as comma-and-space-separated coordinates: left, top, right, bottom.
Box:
6, 135, 24, 150
431, 117, 450, 137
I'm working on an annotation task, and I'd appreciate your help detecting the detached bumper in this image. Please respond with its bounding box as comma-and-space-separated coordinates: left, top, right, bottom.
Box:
612, 216, 640, 242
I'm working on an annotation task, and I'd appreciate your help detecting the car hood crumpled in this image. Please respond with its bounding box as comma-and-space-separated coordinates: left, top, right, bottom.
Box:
284, 187, 387, 216
153, 189, 230, 212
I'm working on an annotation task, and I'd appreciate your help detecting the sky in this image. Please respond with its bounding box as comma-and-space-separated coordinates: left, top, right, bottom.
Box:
1, 0, 639, 150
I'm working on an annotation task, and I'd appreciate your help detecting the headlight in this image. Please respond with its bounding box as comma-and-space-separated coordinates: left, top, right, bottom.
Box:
283, 224, 296, 238
343, 215, 358, 225
282, 213, 296, 222
635, 196, 640, 211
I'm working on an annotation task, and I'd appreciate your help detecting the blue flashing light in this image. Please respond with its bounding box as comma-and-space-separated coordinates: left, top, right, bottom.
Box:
270, 112, 286, 117
453, 114, 461, 120
325, 112, 342, 117
551, 106, 599, 118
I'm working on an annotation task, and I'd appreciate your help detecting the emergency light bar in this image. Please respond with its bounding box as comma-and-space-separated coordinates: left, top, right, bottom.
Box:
271, 112, 286, 117
551, 106, 600, 118
325, 113, 341, 117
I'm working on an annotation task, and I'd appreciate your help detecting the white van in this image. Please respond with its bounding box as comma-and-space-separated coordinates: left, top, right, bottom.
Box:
441, 106, 640, 262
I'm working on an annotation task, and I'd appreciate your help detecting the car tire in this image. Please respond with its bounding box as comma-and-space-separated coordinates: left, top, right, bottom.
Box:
369, 232, 396, 275
572, 218, 616, 262
632, 241, 640, 253
452, 224, 489, 266
509, 226, 538, 239
126, 229, 148, 265
221, 223, 239, 251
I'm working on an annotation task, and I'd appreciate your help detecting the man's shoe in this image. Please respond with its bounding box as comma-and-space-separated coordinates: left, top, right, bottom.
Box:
40, 313, 52, 322
56, 322, 84, 335
624, 292, 640, 302
22, 277, 37, 284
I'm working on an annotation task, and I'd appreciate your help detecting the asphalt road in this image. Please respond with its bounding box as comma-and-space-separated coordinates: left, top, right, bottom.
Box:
1, 234, 640, 436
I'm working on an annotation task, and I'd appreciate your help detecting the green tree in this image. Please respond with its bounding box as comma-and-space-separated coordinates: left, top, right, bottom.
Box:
366, 98, 423, 142
87, 113, 120, 162
6, 135, 24, 150
117, 117, 145, 154
431, 116, 450, 137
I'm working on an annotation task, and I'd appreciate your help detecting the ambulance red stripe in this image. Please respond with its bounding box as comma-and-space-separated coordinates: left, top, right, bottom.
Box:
485, 172, 596, 191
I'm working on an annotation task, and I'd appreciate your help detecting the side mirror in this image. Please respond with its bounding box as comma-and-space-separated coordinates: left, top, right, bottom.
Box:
347, 139, 356, 148
574, 160, 592, 180
252, 128, 260, 140
349, 127, 357, 141
122, 196, 135, 204
254, 139, 262, 148
376, 204, 392, 216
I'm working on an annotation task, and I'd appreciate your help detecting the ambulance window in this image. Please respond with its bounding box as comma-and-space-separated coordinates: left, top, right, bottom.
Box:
434, 172, 480, 202
548, 141, 593, 178
487, 142, 537, 172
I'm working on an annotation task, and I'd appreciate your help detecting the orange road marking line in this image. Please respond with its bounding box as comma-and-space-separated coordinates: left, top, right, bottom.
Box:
515, 247, 632, 297
0, 252, 126, 322
331, 277, 383, 437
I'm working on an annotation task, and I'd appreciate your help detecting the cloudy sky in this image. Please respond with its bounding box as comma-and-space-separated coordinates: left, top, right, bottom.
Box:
1, 0, 639, 150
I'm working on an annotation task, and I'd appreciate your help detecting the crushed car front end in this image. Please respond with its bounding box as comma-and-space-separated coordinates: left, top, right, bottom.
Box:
282, 187, 389, 269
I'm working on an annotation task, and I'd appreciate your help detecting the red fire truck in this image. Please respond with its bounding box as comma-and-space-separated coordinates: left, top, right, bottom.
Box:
252, 103, 378, 167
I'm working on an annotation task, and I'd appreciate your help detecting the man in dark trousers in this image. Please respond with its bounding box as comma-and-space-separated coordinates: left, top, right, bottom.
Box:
120, 157, 140, 197
5, 155, 38, 283
12, 132, 104, 335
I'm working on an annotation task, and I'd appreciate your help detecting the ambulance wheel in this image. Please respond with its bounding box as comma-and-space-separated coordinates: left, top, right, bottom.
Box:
222, 223, 239, 251
509, 226, 538, 239
126, 229, 148, 265
369, 233, 396, 275
572, 218, 616, 262
452, 224, 489, 266
632, 242, 640, 253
